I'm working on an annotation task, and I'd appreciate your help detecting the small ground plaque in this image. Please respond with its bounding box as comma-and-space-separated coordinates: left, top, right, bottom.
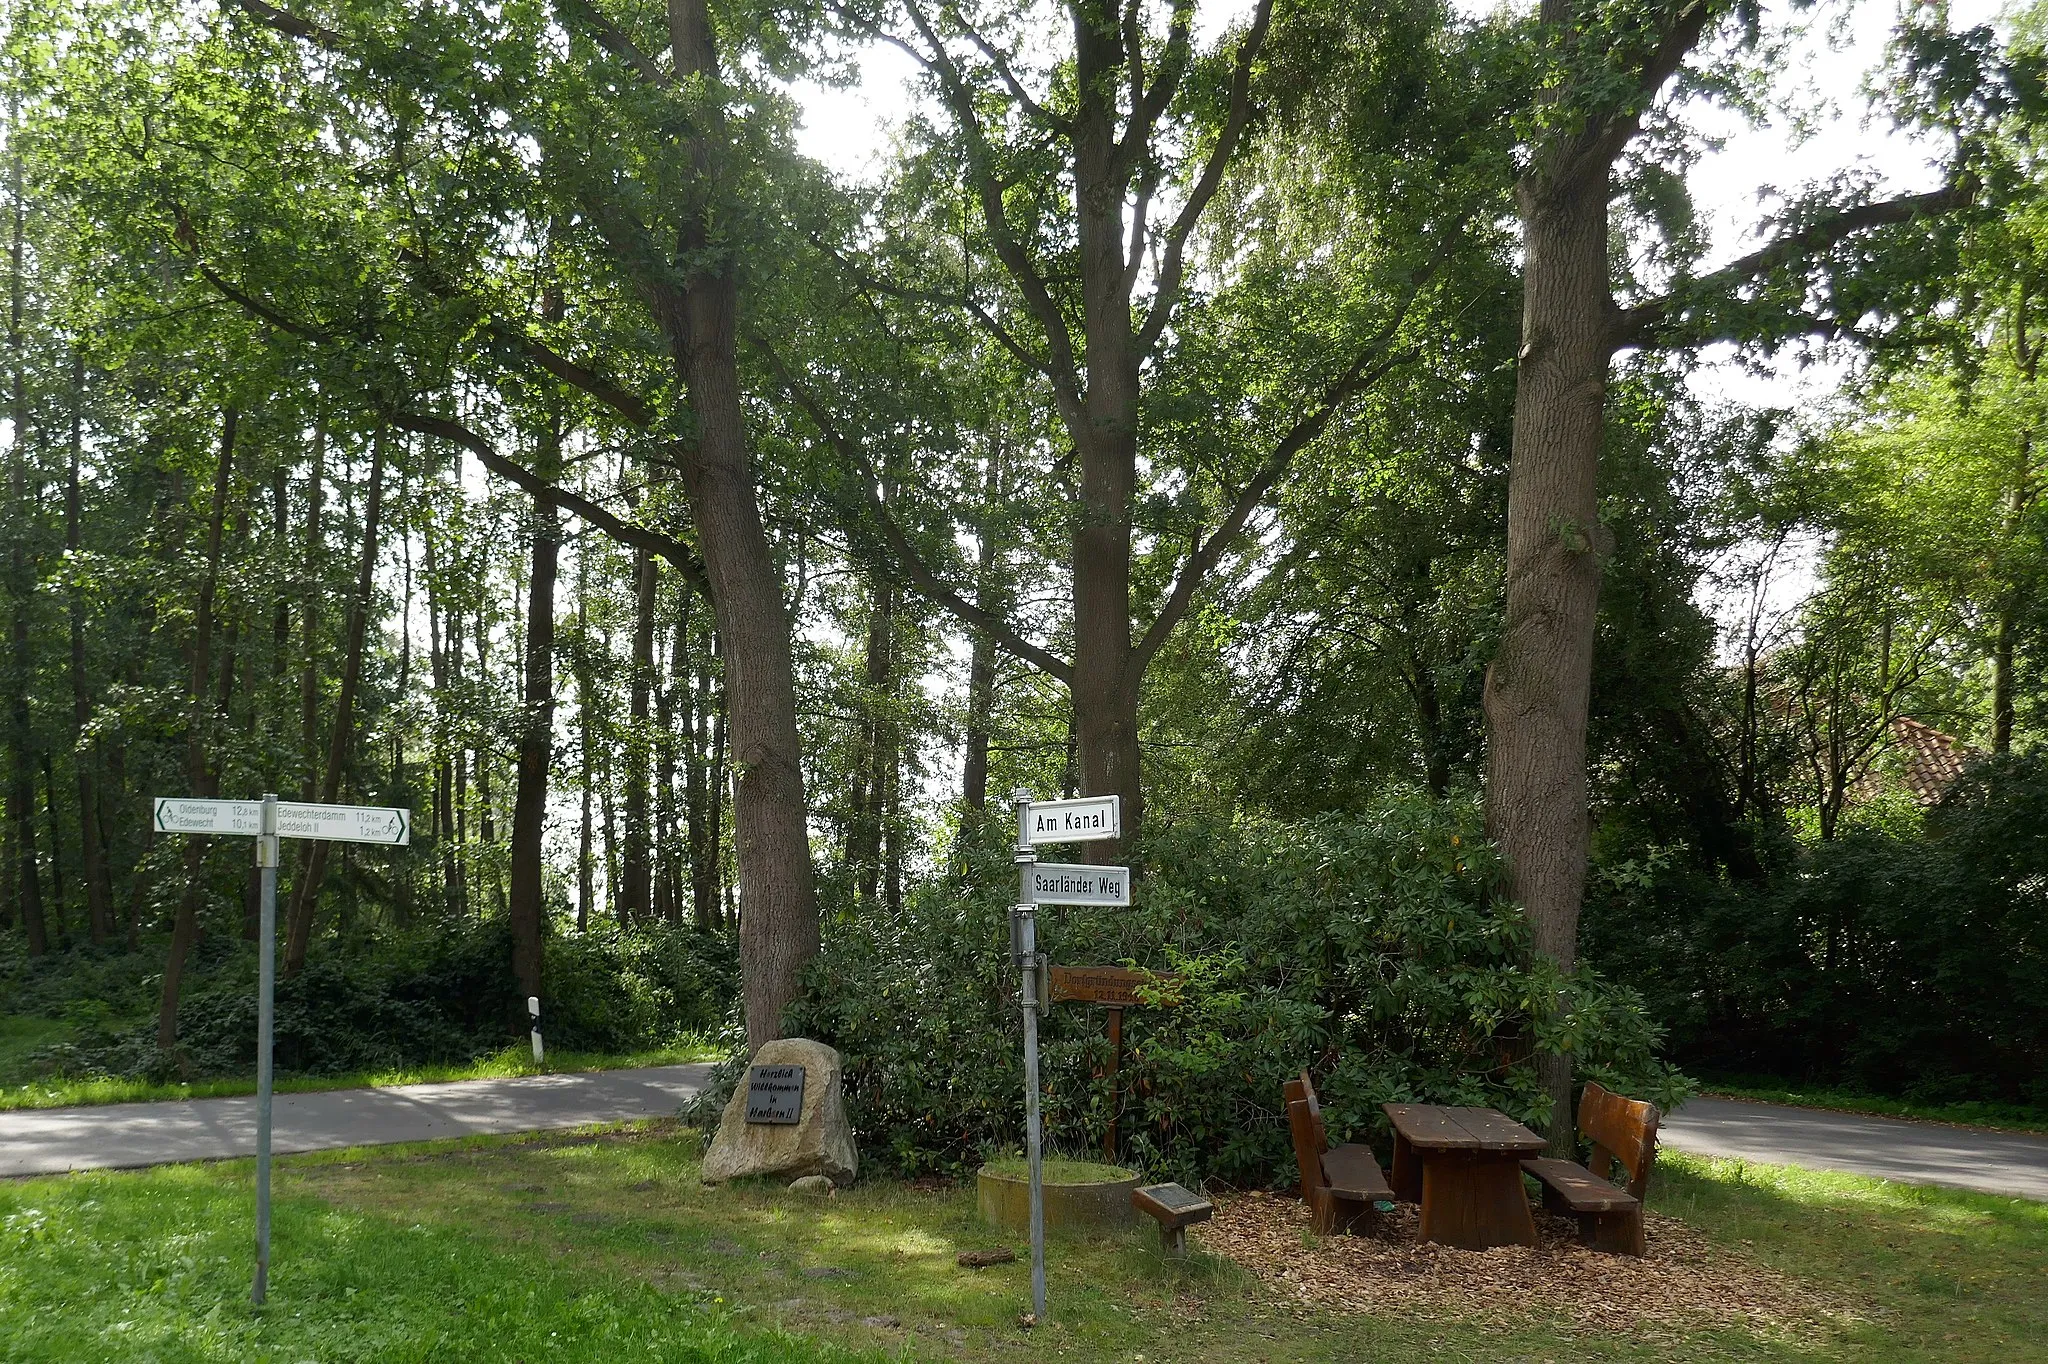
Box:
745, 1064, 806, 1124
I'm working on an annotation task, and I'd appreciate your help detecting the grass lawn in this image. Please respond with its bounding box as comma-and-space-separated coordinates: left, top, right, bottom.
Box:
0, 1041, 721, 1113
3, 1124, 2043, 1362
1699, 1080, 2048, 1135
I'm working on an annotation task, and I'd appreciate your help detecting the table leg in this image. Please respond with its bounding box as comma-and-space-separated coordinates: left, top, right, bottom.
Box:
1391, 1130, 1422, 1203
1418, 1152, 1538, 1250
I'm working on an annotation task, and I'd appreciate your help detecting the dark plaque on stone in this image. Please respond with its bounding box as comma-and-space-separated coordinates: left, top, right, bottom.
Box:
744, 1064, 805, 1124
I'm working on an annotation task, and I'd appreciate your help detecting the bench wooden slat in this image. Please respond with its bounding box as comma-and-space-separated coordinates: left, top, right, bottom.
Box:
1522, 1157, 1640, 1212
1321, 1144, 1394, 1202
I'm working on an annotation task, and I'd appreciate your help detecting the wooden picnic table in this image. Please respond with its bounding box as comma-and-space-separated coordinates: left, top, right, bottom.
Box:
1383, 1103, 1547, 1250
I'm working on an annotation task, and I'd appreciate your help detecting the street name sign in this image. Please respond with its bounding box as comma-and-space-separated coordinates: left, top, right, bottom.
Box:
1021, 794, 1120, 845
154, 797, 410, 845
1025, 862, 1130, 906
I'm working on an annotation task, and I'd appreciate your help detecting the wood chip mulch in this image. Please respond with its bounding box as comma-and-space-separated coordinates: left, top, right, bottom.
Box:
1193, 1193, 1858, 1338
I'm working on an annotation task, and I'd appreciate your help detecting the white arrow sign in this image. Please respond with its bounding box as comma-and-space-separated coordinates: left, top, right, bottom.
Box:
1022, 795, 1121, 845
1025, 862, 1130, 906
154, 798, 411, 846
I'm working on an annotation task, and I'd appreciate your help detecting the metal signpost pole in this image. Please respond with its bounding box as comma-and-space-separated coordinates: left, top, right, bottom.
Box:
253, 792, 278, 1305
152, 791, 409, 1308
1011, 789, 1046, 1322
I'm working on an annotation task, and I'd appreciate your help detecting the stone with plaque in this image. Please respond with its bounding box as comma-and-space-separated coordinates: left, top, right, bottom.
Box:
701, 1038, 858, 1186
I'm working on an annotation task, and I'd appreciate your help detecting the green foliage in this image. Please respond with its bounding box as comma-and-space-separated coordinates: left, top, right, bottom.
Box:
789, 790, 1689, 1185
0, 922, 735, 1083
1585, 752, 2048, 1106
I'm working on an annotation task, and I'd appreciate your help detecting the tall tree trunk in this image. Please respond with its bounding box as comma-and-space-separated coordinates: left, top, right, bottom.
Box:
650, 0, 817, 1046
157, 406, 238, 1050
65, 349, 112, 943
507, 492, 557, 1005
709, 667, 727, 929
284, 430, 387, 972
620, 546, 654, 923
1067, 30, 1144, 853
39, 754, 64, 942
961, 444, 1004, 813
575, 533, 595, 932
655, 582, 686, 923
848, 580, 893, 902
450, 600, 469, 916
299, 417, 326, 804
5, 101, 45, 958
1482, 98, 1622, 1154
687, 623, 714, 930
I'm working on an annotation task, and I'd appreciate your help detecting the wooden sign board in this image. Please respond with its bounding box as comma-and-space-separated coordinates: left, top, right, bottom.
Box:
1047, 966, 1177, 1007
744, 1064, 805, 1123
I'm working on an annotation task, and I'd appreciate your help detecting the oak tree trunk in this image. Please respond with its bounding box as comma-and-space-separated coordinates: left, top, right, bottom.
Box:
1483, 144, 1616, 1154
656, 0, 818, 1048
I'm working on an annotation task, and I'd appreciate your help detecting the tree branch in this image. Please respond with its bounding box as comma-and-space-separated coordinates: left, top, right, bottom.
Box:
752, 336, 1075, 683
1131, 267, 1432, 672
889, 0, 1089, 431
805, 232, 1053, 382
395, 411, 709, 594
226, 0, 350, 54
1133, 0, 1272, 360
957, 20, 1069, 135
554, 0, 673, 89
1614, 178, 1976, 349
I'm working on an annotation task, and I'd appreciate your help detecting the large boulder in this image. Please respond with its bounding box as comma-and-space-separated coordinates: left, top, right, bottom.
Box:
700, 1038, 858, 1186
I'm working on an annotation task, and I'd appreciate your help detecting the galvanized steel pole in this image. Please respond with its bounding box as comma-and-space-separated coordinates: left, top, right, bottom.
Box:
253, 791, 278, 1305
1012, 788, 1046, 1321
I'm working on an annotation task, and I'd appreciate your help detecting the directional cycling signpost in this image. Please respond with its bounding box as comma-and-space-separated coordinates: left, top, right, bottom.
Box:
152, 793, 411, 1305
1007, 789, 1127, 1324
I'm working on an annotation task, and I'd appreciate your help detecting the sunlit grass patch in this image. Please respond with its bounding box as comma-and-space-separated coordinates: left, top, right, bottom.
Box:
4, 1125, 2043, 1362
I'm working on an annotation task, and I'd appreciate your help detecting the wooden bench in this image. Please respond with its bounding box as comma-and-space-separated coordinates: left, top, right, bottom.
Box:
1131, 1182, 1214, 1257
1283, 1070, 1394, 1235
1521, 1081, 1661, 1256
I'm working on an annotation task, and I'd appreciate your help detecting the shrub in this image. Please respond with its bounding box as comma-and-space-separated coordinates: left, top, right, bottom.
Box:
787, 790, 1690, 1186
1581, 752, 2048, 1107
8, 919, 738, 1083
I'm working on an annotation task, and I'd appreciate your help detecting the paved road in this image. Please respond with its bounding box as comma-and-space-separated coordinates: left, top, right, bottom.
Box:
0, 1063, 714, 1178
1662, 1096, 2048, 1200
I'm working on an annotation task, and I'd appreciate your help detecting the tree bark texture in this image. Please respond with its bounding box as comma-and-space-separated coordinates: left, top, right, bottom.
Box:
284, 429, 387, 972
507, 493, 557, 1007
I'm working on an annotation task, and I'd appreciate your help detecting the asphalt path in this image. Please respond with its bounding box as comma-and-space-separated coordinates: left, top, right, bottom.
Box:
1661, 1096, 2048, 1200
0, 1063, 714, 1178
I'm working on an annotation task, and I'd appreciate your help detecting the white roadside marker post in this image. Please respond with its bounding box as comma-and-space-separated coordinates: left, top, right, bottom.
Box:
1007, 790, 1128, 1326
149, 793, 411, 1307
528, 995, 544, 1064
